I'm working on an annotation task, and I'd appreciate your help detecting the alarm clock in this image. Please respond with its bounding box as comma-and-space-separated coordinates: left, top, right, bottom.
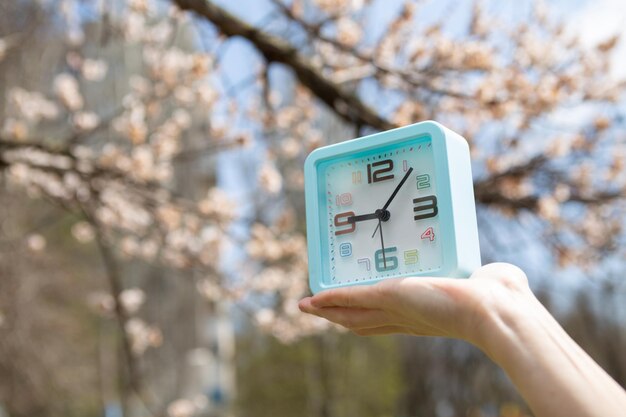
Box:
304, 121, 481, 294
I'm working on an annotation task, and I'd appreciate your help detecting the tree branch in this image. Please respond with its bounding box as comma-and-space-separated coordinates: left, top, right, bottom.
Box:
89, 213, 164, 417
473, 155, 623, 211
174, 0, 395, 130
92, 218, 144, 397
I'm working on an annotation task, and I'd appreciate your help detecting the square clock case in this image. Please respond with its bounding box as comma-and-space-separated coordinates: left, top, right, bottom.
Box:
304, 121, 481, 294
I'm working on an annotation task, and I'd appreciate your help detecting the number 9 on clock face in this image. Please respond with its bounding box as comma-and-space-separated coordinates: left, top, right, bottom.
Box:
304, 121, 481, 294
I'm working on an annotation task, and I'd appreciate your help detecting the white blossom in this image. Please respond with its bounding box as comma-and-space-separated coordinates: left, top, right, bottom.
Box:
124, 12, 146, 42
53, 73, 84, 111
71, 221, 95, 243
167, 399, 195, 417
197, 188, 236, 222
255, 308, 275, 328
337, 18, 362, 47
258, 163, 282, 194
119, 288, 146, 314
81, 58, 108, 81
196, 279, 223, 302
27, 234, 46, 251
125, 318, 162, 356
72, 111, 100, 131
9, 88, 60, 122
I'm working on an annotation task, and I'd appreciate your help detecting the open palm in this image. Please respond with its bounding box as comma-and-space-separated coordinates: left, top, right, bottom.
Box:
300, 262, 532, 348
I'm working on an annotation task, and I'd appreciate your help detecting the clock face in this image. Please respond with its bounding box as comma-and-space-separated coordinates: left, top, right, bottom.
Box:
319, 136, 443, 285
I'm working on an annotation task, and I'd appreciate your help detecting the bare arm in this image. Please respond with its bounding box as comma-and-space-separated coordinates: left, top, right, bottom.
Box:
299, 263, 626, 417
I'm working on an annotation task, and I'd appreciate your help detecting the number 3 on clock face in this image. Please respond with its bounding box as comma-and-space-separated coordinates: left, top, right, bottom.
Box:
304, 121, 481, 294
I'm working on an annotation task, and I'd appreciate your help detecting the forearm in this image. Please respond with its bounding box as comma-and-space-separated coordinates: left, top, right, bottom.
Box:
480, 293, 626, 417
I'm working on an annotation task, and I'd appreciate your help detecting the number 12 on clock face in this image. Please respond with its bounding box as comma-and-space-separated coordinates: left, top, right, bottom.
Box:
304, 121, 481, 294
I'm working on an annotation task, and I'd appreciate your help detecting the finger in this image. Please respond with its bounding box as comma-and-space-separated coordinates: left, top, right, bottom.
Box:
302, 305, 396, 330
351, 325, 410, 336
352, 325, 446, 337
299, 297, 314, 312
309, 284, 386, 309
300, 294, 452, 337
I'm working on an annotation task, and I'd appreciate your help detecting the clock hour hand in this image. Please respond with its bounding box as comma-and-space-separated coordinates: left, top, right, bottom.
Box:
347, 212, 380, 223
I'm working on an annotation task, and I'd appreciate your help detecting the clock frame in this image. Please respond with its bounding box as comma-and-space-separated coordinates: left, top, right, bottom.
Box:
304, 121, 481, 294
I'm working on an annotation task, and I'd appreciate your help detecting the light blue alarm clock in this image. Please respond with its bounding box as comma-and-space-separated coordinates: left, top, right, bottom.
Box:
304, 121, 481, 294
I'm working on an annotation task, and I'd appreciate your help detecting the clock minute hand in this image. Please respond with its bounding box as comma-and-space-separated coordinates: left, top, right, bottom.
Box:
371, 167, 414, 238
381, 167, 414, 212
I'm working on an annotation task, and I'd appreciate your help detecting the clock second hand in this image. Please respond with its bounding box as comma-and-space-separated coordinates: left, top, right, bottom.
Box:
377, 217, 387, 269
371, 221, 381, 238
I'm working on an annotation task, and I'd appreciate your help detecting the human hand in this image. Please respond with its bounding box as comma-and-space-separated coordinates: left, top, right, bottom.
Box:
300, 262, 626, 417
299, 262, 533, 350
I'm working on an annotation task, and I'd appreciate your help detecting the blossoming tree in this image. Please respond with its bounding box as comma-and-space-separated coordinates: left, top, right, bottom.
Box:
0, 0, 624, 416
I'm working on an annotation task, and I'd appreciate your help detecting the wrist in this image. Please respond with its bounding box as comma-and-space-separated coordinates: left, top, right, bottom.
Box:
468, 280, 543, 364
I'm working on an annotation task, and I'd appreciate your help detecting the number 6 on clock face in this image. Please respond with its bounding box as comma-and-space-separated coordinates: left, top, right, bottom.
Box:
304, 121, 481, 294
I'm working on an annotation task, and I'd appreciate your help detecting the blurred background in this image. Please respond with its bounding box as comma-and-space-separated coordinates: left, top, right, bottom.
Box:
0, 0, 625, 416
